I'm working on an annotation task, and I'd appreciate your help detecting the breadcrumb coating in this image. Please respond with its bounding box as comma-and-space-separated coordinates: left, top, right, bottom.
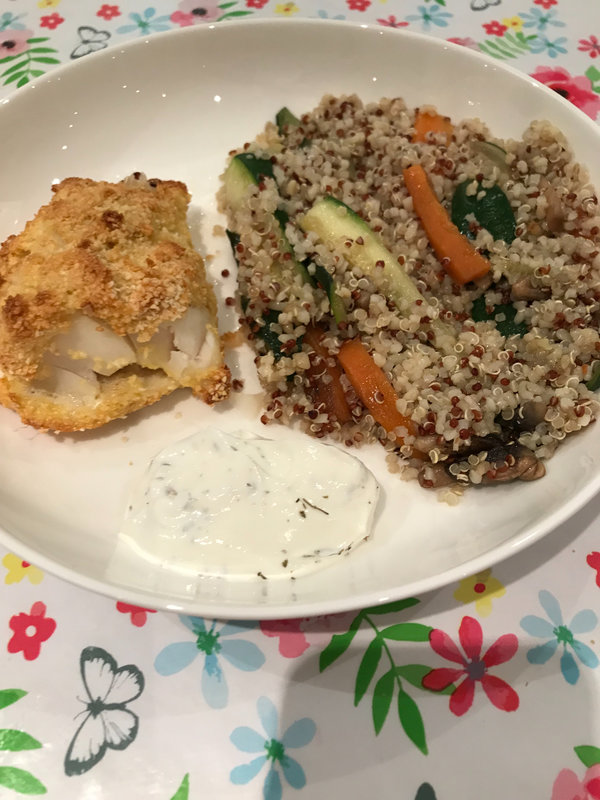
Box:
0, 176, 230, 431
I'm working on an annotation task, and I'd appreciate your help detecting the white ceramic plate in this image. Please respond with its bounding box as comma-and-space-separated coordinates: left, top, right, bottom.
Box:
1, 19, 599, 619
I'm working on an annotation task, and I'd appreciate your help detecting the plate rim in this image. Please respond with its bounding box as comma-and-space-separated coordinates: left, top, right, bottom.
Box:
1, 17, 600, 619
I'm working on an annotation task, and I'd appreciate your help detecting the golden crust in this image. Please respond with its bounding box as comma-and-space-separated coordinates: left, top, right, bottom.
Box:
0, 369, 178, 433
0, 176, 230, 431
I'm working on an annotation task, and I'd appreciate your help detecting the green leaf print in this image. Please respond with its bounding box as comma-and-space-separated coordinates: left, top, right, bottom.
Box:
0, 691, 46, 794
218, 10, 253, 19
169, 773, 190, 800
319, 600, 448, 751
0, 730, 43, 752
2, 60, 29, 76
319, 613, 363, 671
0, 767, 46, 795
397, 690, 427, 755
354, 638, 383, 706
0, 691, 26, 712
381, 623, 432, 642
372, 669, 395, 735
363, 598, 420, 616
0, 37, 60, 88
478, 32, 537, 61
575, 745, 600, 768
585, 66, 600, 94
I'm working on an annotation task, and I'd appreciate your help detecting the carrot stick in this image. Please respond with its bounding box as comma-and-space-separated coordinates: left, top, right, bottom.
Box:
413, 110, 453, 145
303, 327, 352, 424
337, 339, 415, 441
403, 164, 491, 286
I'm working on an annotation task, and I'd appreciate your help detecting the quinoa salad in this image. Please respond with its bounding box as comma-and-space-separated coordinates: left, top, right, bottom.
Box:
218, 94, 600, 501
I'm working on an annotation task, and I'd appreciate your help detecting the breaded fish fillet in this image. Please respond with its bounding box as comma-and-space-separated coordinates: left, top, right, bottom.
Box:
0, 175, 230, 432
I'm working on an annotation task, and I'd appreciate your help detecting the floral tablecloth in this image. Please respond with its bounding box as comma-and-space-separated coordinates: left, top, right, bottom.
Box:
2, 1, 600, 798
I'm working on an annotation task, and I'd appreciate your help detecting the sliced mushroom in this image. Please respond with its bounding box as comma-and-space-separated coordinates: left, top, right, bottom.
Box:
481, 445, 546, 483
544, 185, 565, 235
497, 400, 547, 434
418, 433, 546, 489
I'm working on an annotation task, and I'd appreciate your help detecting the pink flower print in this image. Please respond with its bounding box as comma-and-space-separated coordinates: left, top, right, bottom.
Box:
530, 67, 600, 119
552, 765, 600, 800
447, 36, 479, 50
7, 602, 56, 661
377, 16, 408, 28
97, 4, 121, 20
260, 619, 310, 658
40, 13, 64, 29
579, 36, 600, 59
483, 21, 507, 37
422, 615, 519, 716
535, 0, 557, 8
171, 0, 220, 25
0, 29, 33, 58
260, 612, 356, 657
116, 601, 156, 627
246, 0, 268, 7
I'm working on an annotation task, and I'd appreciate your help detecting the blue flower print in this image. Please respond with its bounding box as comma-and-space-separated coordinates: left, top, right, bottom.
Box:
116, 7, 173, 35
405, 5, 452, 30
0, 12, 26, 32
520, 590, 599, 685
316, 10, 346, 20
529, 36, 568, 59
230, 697, 316, 800
154, 617, 265, 708
520, 8, 565, 32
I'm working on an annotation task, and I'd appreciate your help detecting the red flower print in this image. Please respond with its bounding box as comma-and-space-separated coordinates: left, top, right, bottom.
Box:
260, 619, 310, 658
116, 601, 156, 627
422, 616, 519, 716
530, 67, 600, 120
534, 0, 557, 8
377, 16, 408, 28
7, 602, 56, 661
40, 13, 64, 30
246, 0, 268, 7
483, 21, 507, 37
97, 4, 121, 20
347, 0, 371, 11
579, 36, 600, 59
587, 552, 600, 587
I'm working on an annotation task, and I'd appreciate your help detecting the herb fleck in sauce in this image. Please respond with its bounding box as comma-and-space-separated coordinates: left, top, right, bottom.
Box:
121, 429, 379, 580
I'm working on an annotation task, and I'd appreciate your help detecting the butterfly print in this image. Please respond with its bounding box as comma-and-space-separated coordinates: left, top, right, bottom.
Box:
470, 0, 501, 10
71, 26, 111, 59
64, 646, 144, 777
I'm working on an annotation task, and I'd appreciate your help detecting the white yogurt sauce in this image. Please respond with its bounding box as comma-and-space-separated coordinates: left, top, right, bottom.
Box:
120, 428, 380, 580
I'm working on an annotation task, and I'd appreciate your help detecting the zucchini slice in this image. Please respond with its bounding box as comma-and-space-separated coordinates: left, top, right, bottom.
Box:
223, 153, 274, 210
223, 156, 345, 319
299, 196, 424, 308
